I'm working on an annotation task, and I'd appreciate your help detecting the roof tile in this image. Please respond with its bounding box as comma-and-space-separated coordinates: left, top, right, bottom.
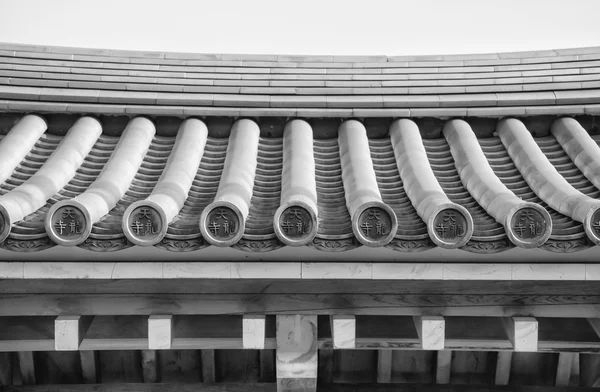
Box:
156, 92, 212, 106
496, 91, 556, 106
270, 96, 327, 108
554, 89, 600, 105
383, 95, 440, 108
439, 93, 497, 107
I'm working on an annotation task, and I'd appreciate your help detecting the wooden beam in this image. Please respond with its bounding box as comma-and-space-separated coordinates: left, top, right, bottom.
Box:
3, 279, 600, 296
495, 351, 512, 385
556, 352, 576, 387
5, 383, 600, 392
377, 350, 392, 383
148, 315, 173, 350
330, 315, 356, 349
276, 315, 317, 392
2, 294, 600, 318
141, 350, 158, 383
201, 349, 215, 384
503, 317, 538, 352
54, 316, 92, 351
413, 316, 444, 351
17, 352, 35, 385
79, 351, 97, 384
435, 350, 452, 384
243, 315, 266, 350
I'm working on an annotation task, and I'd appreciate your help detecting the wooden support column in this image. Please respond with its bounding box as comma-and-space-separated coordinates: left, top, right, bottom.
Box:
148, 315, 172, 350
17, 352, 35, 385
317, 349, 334, 385
0, 352, 13, 385
55, 316, 91, 351
201, 350, 215, 383
259, 350, 275, 382
276, 315, 318, 392
243, 315, 266, 350
79, 351, 97, 384
556, 352, 576, 386
436, 350, 452, 384
413, 316, 445, 350
503, 317, 538, 352
495, 351, 512, 385
377, 351, 393, 384
141, 350, 158, 383
330, 315, 356, 349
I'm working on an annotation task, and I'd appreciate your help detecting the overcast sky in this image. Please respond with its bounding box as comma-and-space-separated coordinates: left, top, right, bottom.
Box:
1, 0, 599, 55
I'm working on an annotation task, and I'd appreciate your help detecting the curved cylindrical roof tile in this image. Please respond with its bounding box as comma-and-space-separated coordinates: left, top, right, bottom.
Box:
339, 120, 397, 247
273, 119, 318, 246
199, 119, 260, 247
0, 115, 47, 185
444, 119, 552, 248
0, 116, 101, 242
389, 119, 473, 248
45, 117, 155, 246
551, 117, 600, 192
123, 118, 208, 246
497, 118, 600, 244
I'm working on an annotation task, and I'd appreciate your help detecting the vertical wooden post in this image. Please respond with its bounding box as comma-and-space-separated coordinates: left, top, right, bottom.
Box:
330, 315, 356, 349
276, 315, 318, 392
79, 351, 97, 384
503, 317, 538, 352
495, 351, 512, 385
243, 315, 266, 350
317, 349, 334, 385
141, 350, 158, 383
436, 350, 452, 384
377, 350, 393, 383
556, 352, 576, 386
201, 349, 216, 383
0, 352, 13, 385
17, 352, 35, 385
413, 316, 445, 351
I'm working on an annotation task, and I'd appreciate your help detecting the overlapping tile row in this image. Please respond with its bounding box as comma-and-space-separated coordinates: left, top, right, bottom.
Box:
1, 43, 600, 118
0, 114, 598, 254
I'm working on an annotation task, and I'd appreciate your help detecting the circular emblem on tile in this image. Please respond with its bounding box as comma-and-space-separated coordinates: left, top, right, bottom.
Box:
583, 205, 600, 245
200, 202, 244, 247
352, 202, 397, 247
428, 204, 473, 249
45, 200, 91, 246
122, 201, 167, 246
505, 203, 552, 248
0, 204, 11, 243
273, 202, 318, 246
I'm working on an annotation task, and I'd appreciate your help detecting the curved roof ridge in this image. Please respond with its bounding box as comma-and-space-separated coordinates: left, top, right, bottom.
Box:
1, 41, 600, 63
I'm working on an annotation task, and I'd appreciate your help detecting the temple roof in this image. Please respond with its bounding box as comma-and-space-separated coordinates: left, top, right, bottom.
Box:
0, 43, 600, 254
0, 42, 599, 118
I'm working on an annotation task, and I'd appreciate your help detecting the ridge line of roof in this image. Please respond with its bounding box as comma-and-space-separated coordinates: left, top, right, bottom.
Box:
1, 42, 600, 63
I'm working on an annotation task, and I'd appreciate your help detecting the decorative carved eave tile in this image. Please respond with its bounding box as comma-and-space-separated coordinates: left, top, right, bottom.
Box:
0, 43, 600, 255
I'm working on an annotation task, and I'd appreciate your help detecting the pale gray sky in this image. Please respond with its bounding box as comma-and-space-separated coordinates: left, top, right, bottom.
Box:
0, 0, 599, 55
